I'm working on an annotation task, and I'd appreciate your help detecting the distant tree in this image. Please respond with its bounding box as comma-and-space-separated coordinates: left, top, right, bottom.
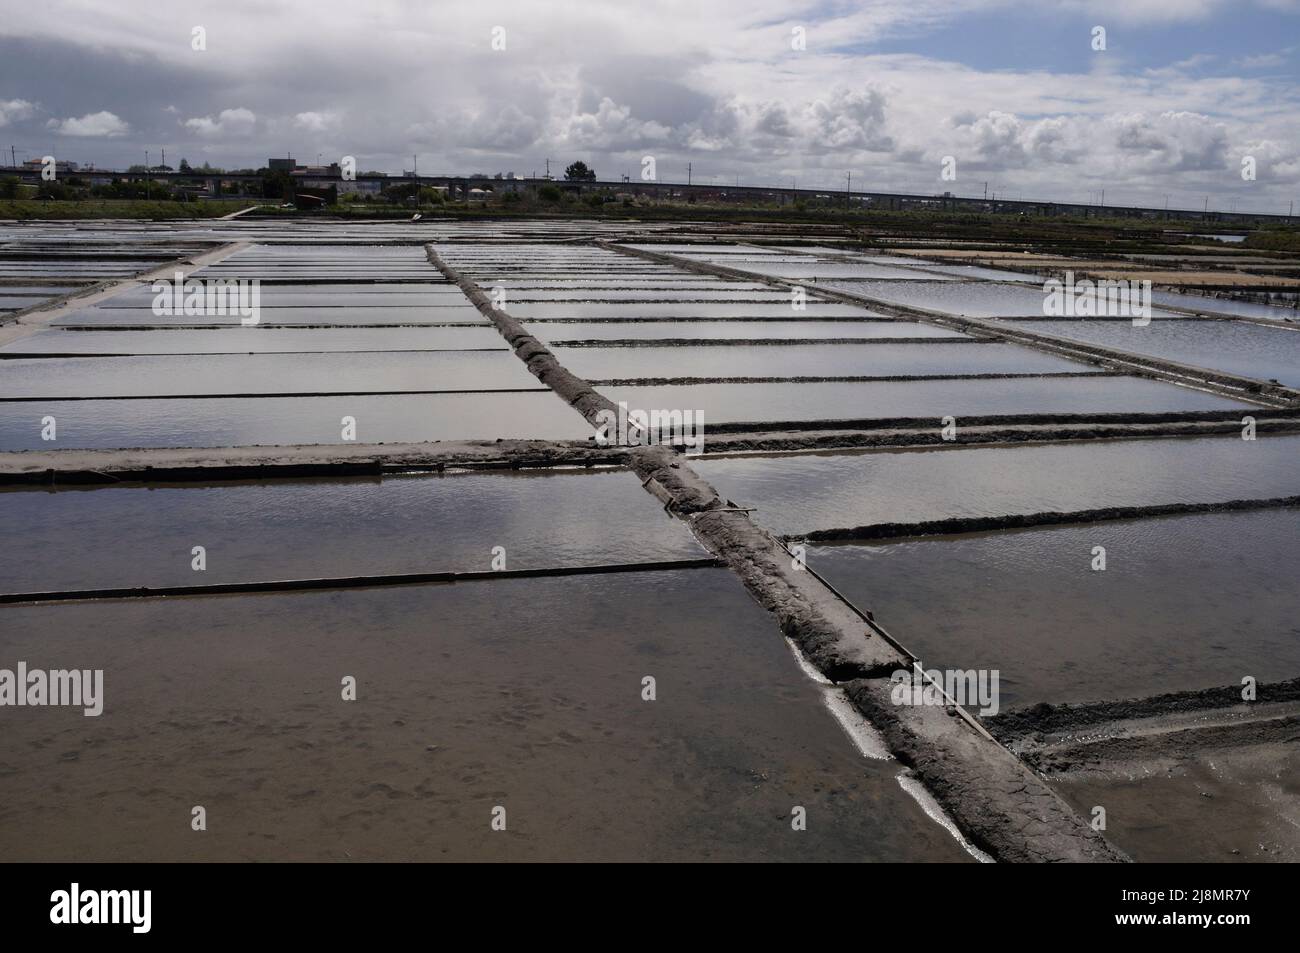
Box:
0, 176, 19, 199
179, 158, 192, 173
537, 183, 562, 202
564, 161, 596, 182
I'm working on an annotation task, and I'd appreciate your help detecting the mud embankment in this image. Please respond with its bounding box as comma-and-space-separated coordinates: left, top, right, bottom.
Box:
0, 439, 628, 486
844, 678, 1128, 862
426, 245, 617, 427
796, 496, 1300, 543
987, 677, 1300, 743
986, 678, 1300, 777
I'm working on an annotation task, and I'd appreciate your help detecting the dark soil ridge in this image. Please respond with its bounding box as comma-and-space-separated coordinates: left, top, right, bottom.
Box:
693, 407, 1300, 434
692, 417, 1300, 452
794, 495, 1300, 543
1021, 716, 1300, 776
585, 371, 1115, 386
548, 336, 1000, 346
0, 440, 629, 486
986, 677, 1300, 743
845, 678, 1128, 862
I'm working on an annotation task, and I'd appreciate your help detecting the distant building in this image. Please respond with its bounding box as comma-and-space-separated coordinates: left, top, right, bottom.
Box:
267, 157, 301, 172
22, 158, 79, 173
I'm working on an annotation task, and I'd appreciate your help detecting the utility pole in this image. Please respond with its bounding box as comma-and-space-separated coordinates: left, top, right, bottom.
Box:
846, 171, 851, 209
545, 158, 550, 179
9, 145, 14, 168
687, 162, 692, 186
983, 181, 988, 201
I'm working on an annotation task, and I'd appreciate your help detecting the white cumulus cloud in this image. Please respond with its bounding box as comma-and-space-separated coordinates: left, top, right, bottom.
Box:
184, 107, 257, 138
46, 110, 129, 136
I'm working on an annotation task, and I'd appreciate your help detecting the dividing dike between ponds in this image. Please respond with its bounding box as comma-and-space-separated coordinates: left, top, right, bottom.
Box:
427, 242, 1129, 864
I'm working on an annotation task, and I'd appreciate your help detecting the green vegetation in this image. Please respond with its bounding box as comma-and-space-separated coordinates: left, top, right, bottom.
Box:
0, 199, 253, 220
1244, 227, 1300, 254
564, 161, 596, 182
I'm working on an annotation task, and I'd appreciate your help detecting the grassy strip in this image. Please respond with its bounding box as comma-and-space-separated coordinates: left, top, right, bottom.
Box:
0, 199, 254, 220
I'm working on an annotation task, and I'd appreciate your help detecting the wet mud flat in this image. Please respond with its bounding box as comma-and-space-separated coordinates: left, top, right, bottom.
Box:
0, 568, 969, 862
988, 680, 1300, 862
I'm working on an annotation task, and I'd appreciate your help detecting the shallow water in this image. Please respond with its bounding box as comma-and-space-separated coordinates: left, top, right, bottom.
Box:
0, 568, 969, 861
1002, 320, 1300, 385
686, 261, 945, 281
695, 434, 1300, 535
99, 290, 465, 309
556, 342, 1088, 380
0, 391, 591, 450
0, 469, 706, 591
2, 326, 506, 355
825, 280, 1182, 318
808, 509, 1300, 706
525, 321, 969, 341
508, 301, 886, 319
54, 305, 489, 327
0, 351, 539, 398
1151, 290, 1300, 322
506, 289, 794, 302
907, 264, 1038, 282
600, 376, 1251, 425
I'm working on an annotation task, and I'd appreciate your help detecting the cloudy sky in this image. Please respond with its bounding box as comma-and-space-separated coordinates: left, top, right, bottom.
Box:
2, 0, 1298, 212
